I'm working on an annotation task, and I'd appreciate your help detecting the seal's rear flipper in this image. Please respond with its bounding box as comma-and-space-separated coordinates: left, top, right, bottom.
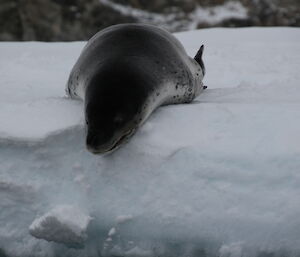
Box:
194, 45, 204, 62
194, 45, 205, 77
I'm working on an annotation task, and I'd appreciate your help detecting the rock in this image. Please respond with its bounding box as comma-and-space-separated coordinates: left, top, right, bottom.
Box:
0, 0, 299, 41
0, 0, 136, 41
110, 0, 196, 13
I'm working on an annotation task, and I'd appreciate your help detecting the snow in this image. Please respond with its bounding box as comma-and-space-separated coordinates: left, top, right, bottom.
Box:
116, 214, 133, 224
0, 42, 83, 140
0, 27, 300, 257
107, 227, 116, 237
191, 1, 248, 28
29, 205, 91, 247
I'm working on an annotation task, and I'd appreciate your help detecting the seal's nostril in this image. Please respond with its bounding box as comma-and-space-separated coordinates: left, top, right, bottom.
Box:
86, 133, 93, 146
86, 132, 99, 151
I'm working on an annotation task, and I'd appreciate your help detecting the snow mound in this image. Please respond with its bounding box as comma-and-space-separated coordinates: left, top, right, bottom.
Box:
0, 28, 300, 257
29, 205, 91, 247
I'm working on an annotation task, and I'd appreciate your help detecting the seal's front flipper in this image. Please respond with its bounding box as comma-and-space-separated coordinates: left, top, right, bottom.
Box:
194, 45, 205, 77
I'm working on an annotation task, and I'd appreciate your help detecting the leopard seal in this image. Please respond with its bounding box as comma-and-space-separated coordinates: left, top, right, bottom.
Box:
66, 24, 206, 154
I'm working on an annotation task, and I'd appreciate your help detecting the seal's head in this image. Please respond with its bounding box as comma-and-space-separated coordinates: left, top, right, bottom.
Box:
84, 68, 148, 154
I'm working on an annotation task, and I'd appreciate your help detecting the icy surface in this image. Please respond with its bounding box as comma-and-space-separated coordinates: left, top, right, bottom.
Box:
0, 28, 300, 257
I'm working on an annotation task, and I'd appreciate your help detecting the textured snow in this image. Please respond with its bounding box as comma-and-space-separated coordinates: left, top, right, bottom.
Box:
0, 27, 300, 257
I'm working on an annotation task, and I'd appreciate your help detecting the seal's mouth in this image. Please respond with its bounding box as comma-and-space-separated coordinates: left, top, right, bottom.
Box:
108, 128, 135, 152
88, 128, 135, 154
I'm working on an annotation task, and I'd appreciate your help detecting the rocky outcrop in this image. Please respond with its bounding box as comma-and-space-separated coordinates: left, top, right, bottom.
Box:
197, 0, 300, 28
0, 0, 136, 41
0, 0, 299, 41
111, 0, 300, 27
110, 0, 196, 13
244, 0, 300, 27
